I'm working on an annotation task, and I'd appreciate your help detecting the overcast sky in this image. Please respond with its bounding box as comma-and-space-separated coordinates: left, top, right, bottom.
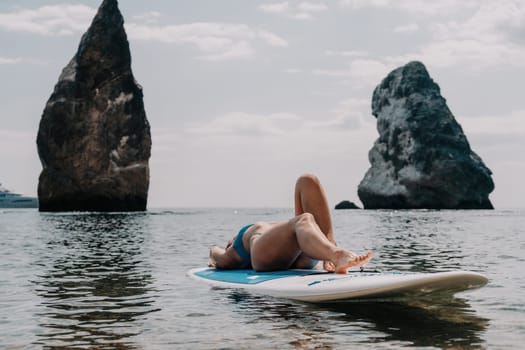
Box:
0, 0, 524, 208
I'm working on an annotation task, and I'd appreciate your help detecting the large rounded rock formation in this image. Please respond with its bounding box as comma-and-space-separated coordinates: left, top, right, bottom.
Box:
358, 61, 494, 209
37, 0, 151, 212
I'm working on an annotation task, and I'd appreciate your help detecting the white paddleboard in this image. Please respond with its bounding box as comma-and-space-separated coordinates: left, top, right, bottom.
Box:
187, 268, 488, 302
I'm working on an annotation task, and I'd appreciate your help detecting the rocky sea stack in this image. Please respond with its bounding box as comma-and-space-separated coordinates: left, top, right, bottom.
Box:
335, 200, 360, 210
358, 61, 494, 209
37, 0, 151, 212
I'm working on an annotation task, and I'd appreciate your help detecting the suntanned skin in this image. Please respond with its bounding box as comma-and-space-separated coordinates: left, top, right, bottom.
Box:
209, 174, 372, 274
293, 174, 335, 271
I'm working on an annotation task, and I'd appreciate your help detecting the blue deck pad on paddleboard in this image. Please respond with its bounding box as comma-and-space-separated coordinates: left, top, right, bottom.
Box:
193, 268, 328, 284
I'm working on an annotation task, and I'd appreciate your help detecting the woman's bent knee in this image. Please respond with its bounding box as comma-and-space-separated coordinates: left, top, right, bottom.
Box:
294, 212, 316, 229
297, 173, 320, 184
296, 173, 321, 190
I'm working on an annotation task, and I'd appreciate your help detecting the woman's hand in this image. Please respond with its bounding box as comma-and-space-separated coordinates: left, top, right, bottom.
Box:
208, 246, 219, 268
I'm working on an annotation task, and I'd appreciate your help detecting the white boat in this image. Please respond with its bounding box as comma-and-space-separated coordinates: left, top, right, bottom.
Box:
0, 183, 38, 208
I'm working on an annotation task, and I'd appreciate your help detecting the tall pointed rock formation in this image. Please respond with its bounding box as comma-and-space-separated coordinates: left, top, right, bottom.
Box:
37, 0, 151, 212
358, 61, 494, 209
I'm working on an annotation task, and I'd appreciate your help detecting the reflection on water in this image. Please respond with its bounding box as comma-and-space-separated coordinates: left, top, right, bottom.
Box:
3, 208, 522, 349
363, 211, 469, 272
227, 291, 488, 349
32, 213, 159, 349
325, 298, 488, 349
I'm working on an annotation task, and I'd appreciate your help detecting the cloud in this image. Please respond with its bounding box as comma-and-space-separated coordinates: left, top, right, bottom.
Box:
259, 1, 327, 20
149, 114, 376, 207
324, 50, 368, 58
460, 109, 525, 136
259, 2, 290, 14
301, 98, 372, 131
0, 5, 288, 61
339, 0, 389, 9
433, 0, 525, 41
393, 39, 525, 69
127, 22, 251, 46
398, 1, 525, 69
340, 0, 478, 17
258, 30, 289, 47
0, 56, 46, 65
0, 4, 95, 36
437, 0, 525, 41
185, 99, 374, 141
298, 2, 328, 13
314, 59, 392, 86
342, 59, 391, 82
0, 56, 22, 64
333, 98, 372, 126
322, 0, 525, 81
185, 112, 302, 136
126, 22, 288, 60
394, 23, 419, 33
132, 11, 162, 25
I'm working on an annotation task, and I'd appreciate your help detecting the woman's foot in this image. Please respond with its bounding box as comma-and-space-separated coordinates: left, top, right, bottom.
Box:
333, 250, 372, 274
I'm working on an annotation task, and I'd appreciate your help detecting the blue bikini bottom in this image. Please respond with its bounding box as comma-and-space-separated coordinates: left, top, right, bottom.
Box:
232, 224, 253, 269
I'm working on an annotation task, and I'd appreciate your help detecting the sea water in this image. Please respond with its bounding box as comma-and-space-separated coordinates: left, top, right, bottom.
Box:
1, 208, 524, 349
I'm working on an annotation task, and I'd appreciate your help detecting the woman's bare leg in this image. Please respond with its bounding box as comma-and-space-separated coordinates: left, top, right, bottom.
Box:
250, 221, 302, 271
292, 174, 335, 269
250, 213, 371, 273
294, 174, 333, 240
292, 213, 371, 273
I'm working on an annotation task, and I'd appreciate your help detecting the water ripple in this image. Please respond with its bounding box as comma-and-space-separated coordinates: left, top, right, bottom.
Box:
30, 213, 159, 349
1, 208, 524, 349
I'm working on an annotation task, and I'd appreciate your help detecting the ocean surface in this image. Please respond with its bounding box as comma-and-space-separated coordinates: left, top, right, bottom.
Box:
1, 208, 524, 349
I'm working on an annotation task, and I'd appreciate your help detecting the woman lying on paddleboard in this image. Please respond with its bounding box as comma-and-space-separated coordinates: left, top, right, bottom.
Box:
208, 174, 372, 274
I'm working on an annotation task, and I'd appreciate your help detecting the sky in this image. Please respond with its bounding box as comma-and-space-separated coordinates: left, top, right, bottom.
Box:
0, 0, 524, 209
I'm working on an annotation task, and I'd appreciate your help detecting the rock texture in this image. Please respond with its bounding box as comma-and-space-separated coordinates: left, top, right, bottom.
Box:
335, 200, 361, 210
37, 0, 151, 212
358, 61, 494, 209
